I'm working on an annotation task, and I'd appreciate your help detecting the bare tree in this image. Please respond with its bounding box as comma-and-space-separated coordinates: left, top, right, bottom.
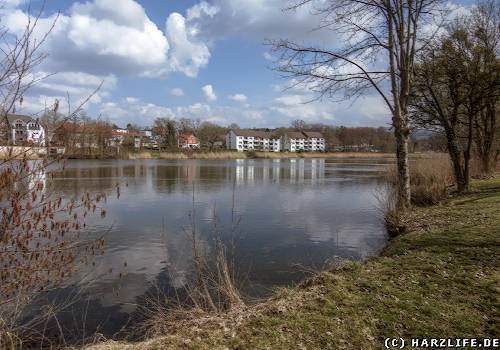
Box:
291, 119, 306, 131
153, 117, 177, 150
0, 2, 117, 344
411, 1, 500, 191
270, 0, 445, 207
197, 121, 226, 149
470, 0, 500, 174
0, 1, 58, 142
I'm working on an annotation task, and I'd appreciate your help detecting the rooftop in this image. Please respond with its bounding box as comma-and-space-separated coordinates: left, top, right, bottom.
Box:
231, 129, 277, 138
4, 114, 36, 125
302, 131, 324, 139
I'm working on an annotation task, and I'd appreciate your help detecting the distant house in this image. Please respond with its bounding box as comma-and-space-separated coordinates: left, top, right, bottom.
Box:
1, 114, 45, 145
226, 129, 281, 152
140, 129, 153, 138
177, 134, 200, 149
111, 129, 141, 148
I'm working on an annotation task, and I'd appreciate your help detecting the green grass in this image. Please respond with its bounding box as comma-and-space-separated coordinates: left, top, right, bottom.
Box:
85, 179, 500, 350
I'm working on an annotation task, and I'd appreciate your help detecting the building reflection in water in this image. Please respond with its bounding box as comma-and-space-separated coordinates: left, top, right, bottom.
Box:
290, 159, 296, 183
228, 159, 327, 185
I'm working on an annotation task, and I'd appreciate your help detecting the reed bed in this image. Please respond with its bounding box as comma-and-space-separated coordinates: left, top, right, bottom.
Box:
127, 152, 154, 160
157, 151, 244, 160
127, 151, 436, 160
0, 149, 41, 160
380, 153, 455, 236
384, 153, 455, 207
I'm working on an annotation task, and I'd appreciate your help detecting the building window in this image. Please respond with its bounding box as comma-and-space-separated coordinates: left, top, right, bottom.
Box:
28, 123, 40, 130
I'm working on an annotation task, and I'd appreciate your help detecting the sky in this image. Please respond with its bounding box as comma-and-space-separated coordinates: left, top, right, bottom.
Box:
1, 0, 475, 128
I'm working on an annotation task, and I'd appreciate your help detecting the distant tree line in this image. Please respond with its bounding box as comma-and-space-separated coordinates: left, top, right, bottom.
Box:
151, 116, 451, 154
43, 110, 117, 157
45, 110, 449, 155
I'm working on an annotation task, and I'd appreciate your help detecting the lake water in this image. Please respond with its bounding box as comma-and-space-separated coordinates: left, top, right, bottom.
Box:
28, 158, 391, 339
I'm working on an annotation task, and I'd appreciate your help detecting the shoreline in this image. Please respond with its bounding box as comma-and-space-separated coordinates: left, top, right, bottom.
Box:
113, 151, 433, 161
0, 149, 439, 161
83, 178, 500, 349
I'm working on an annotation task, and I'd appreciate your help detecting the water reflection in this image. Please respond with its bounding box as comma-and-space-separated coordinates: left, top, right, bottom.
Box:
41, 158, 390, 336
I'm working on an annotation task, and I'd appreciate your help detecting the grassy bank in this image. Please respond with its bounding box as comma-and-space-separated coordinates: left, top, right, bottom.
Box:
84, 178, 499, 350
126, 151, 433, 160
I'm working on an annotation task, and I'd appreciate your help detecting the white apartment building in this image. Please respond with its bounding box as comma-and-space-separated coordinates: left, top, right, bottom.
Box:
283, 132, 307, 152
226, 129, 281, 152
283, 131, 326, 152
226, 129, 326, 153
302, 131, 326, 151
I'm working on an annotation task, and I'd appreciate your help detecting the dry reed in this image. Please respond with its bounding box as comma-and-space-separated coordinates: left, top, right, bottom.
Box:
379, 153, 454, 237
127, 151, 435, 161
134, 186, 243, 340
385, 153, 454, 207
156, 152, 243, 160
0, 149, 41, 160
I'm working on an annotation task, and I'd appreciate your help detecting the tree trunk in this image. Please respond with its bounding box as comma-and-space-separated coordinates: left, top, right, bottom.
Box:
463, 114, 474, 191
445, 128, 468, 193
475, 103, 497, 174
394, 124, 411, 208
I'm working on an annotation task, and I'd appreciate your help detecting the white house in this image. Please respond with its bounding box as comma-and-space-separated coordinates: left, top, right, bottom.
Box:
141, 129, 153, 138
4, 114, 45, 145
226, 129, 281, 152
110, 129, 141, 148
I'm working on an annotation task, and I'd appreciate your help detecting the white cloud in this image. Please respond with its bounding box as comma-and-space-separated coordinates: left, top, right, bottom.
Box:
165, 12, 211, 78
178, 102, 212, 117
270, 103, 335, 122
1, 0, 211, 79
67, 14, 168, 67
186, 1, 219, 21
202, 85, 217, 102
140, 103, 176, 121
93, 92, 394, 129
15, 71, 116, 116
1, 0, 26, 9
126, 97, 140, 104
263, 52, 276, 61
170, 88, 184, 96
228, 93, 247, 102
184, 0, 340, 46
274, 94, 308, 106
358, 95, 391, 121
99, 101, 176, 126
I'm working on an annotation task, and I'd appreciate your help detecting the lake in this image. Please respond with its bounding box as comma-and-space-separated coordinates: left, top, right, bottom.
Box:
28, 158, 391, 339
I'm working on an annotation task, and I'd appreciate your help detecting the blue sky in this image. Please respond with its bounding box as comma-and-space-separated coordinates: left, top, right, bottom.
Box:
3, 0, 474, 128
